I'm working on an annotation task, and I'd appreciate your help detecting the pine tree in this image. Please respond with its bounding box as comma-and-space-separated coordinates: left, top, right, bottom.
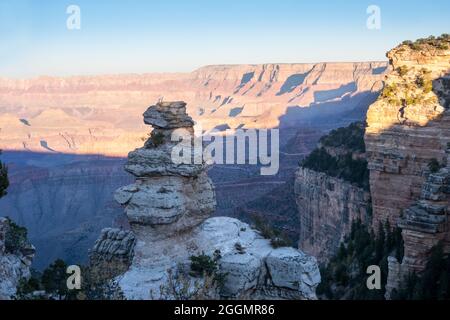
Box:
0, 150, 9, 198
41, 259, 69, 299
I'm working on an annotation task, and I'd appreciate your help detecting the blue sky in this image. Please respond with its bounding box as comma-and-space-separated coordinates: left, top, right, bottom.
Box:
1, 0, 449, 78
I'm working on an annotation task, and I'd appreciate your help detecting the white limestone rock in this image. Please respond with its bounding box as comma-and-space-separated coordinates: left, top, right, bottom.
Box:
0, 217, 35, 300
99, 101, 321, 300
115, 217, 320, 300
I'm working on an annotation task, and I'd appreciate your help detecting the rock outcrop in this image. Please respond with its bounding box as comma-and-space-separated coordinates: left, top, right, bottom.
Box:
385, 145, 450, 299
0, 62, 387, 270
363, 36, 450, 299
365, 37, 450, 229
295, 168, 371, 263
0, 217, 35, 300
294, 122, 371, 263
92, 101, 321, 300
89, 228, 136, 284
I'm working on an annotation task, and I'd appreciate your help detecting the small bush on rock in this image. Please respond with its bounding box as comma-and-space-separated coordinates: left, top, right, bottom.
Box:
428, 158, 442, 173
4, 218, 28, 254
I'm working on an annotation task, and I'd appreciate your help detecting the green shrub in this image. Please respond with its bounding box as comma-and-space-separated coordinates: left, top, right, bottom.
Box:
41, 259, 69, 299
151, 131, 164, 147
4, 218, 28, 254
381, 83, 397, 98
15, 277, 42, 299
252, 215, 292, 248
302, 148, 370, 190
319, 122, 366, 152
190, 252, 219, 277
317, 220, 404, 300
428, 158, 442, 173
392, 243, 450, 300
0, 151, 9, 198
397, 65, 409, 77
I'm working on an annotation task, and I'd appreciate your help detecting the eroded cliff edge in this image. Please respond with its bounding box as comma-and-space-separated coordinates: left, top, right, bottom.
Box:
90, 101, 321, 300
294, 123, 372, 263
364, 37, 450, 298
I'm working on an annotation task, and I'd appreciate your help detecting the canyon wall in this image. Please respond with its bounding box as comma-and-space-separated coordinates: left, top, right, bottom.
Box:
363, 37, 450, 298
365, 40, 450, 229
0, 63, 387, 269
0, 62, 387, 156
295, 168, 371, 263
294, 122, 371, 262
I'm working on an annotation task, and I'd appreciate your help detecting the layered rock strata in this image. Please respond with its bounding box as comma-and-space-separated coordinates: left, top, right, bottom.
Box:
294, 168, 371, 263
89, 228, 136, 284
365, 39, 450, 229
364, 36, 450, 299
93, 101, 321, 300
386, 145, 450, 299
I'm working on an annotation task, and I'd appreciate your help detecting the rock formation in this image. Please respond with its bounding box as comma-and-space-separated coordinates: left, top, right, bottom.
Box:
0, 62, 387, 156
294, 123, 371, 262
365, 38, 450, 229
0, 217, 35, 299
0, 62, 386, 269
363, 36, 450, 298
295, 168, 371, 263
385, 144, 450, 299
91, 101, 321, 300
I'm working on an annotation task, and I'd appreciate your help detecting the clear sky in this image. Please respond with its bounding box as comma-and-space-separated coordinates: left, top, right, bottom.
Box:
1, 0, 449, 78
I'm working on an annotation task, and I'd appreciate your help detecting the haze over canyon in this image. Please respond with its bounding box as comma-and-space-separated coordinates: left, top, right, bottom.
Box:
0, 62, 388, 269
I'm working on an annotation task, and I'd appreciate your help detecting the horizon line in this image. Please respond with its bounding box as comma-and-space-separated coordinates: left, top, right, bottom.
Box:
0, 60, 389, 81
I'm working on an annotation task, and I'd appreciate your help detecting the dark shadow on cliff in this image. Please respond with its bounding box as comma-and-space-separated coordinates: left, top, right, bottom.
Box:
0, 151, 131, 270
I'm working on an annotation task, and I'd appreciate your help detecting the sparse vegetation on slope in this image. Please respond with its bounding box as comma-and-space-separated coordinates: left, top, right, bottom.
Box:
301, 122, 370, 190
317, 220, 404, 300
0, 151, 9, 198
391, 243, 450, 300
402, 34, 450, 51
4, 218, 29, 254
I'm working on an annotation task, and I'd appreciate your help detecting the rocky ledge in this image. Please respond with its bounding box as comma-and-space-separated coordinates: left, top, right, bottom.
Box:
91, 101, 320, 300
0, 217, 35, 300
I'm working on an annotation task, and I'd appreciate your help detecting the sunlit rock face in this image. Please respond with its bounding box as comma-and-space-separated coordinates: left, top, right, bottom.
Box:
365, 41, 450, 229
0, 63, 387, 156
363, 37, 450, 299
0, 62, 387, 269
93, 101, 321, 300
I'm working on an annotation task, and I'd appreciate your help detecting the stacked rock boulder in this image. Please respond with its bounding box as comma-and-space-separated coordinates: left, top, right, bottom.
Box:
92, 101, 320, 300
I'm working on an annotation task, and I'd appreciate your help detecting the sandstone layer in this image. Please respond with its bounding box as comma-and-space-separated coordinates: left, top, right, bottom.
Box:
0, 63, 387, 156
365, 40, 450, 228
92, 101, 321, 300
363, 37, 450, 299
